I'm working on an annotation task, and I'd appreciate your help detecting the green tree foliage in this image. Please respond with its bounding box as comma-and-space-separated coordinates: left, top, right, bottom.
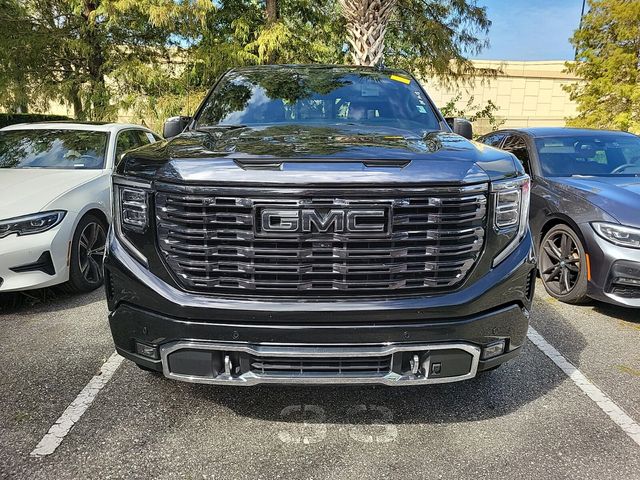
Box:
1, 0, 490, 128
566, 0, 640, 133
440, 93, 505, 135
192, 0, 345, 87
385, 0, 491, 81
194, 1, 490, 85
0, 0, 50, 112
0, 113, 71, 128
0, 0, 210, 120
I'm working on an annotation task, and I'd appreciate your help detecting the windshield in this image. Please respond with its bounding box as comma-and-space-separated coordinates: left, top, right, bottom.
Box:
0, 129, 109, 170
195, 68, 441, 135
535, 134, 640, 176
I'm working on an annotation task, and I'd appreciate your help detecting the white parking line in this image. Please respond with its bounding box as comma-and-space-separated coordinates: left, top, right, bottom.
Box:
30, 352, 124, 457
527, 326, 640, 447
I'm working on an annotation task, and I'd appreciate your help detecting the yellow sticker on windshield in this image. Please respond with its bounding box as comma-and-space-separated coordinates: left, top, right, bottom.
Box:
390, 74, 411, 84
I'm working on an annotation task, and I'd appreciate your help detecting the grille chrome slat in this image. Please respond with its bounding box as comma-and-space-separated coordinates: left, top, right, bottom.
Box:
160, 213, 254, 225
155, 185, 487, 296
173, 258, 475, 272
250, 356, 392, 375
175, 263, 475, 277
160, 228, 483, 244
163, 243, 482, 259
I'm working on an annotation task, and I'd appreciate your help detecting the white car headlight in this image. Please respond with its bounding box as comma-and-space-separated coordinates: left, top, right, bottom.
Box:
0, 211, 66, 238
592, 222, 640, 249
491, 176, 531, 266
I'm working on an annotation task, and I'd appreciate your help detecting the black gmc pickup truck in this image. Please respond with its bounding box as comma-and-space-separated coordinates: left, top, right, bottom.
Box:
105, 64, 535, 386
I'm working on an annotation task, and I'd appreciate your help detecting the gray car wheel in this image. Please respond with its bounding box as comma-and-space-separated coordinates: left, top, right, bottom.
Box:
538, 224, 589, 304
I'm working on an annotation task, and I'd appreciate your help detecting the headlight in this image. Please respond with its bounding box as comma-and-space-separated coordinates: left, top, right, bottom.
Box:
492, 176, 530, 266
120, 187, 148, 232
0, 211, 66, 238
592, 222, 640, 249
113, 180, 150, 265
495, 189, 521, 228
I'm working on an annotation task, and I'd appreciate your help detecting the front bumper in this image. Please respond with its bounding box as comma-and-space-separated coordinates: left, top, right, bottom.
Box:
105, 228, 535, 385
159, 341, 484, 386
582, 224, 640, 308
0, 215, 73, 292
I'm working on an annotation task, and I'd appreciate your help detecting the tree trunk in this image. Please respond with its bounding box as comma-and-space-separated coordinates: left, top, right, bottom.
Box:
15, 101, 28, 114
82, 0, 108, 120
339, 0, 397, 66
265, 0, 278, 25
70, 86, 84, 120
11, 74, 29, 113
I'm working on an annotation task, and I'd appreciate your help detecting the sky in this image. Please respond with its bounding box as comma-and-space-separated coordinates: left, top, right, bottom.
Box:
472, 0, 586, 61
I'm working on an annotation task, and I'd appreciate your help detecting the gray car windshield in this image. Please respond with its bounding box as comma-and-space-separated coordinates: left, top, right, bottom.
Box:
535, 134, 640, 176
0, 129, 109, 169
196, 68, 441, 135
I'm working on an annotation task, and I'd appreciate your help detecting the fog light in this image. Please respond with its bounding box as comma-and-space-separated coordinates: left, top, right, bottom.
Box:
135, 341, 159, 359
482, 340, 505, 360
611, 261, 640, 281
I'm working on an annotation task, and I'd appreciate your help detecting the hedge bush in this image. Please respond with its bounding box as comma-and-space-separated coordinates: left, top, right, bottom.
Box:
0, 113, 72, 129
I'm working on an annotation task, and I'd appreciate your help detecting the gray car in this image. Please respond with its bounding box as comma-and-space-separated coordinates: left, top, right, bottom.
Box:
479, 127, 640, 308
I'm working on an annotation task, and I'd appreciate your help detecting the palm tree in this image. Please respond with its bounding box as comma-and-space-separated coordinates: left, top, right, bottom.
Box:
338, 0, 397, 66
266, 0, 278, 24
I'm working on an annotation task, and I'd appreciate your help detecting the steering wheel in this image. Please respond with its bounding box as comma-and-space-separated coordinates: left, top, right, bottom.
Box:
610, 163, 638, 174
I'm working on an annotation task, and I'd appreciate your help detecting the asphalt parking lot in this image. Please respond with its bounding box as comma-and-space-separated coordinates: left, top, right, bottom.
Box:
1, 280, 639, 480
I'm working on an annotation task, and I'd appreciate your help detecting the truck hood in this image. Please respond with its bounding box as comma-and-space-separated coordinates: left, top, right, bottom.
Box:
549, 176, 640, 228
117, 125, 520, 185
0, 168, 102, 219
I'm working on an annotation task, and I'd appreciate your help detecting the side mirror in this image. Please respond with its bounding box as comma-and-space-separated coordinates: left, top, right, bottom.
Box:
445, 117, 473, 140
163, 116, 191, 139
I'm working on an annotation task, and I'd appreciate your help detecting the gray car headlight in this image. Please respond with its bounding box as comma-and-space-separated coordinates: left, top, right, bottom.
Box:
491, 176, 531, 266
0, 211, 66, 238
592, 222, 640, 249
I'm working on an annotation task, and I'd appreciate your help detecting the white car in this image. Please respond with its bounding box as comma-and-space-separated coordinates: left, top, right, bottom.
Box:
0, 122, 161, 293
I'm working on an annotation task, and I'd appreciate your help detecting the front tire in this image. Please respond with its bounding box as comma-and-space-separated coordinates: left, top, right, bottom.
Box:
538, 224, 589, 304
63, 214, 107, 293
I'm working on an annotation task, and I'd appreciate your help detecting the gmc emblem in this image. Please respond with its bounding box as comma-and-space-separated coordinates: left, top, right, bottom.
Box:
259, 207, 391, 236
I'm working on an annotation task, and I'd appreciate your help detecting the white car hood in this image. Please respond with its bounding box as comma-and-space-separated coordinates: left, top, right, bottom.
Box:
0, 169, 104, 220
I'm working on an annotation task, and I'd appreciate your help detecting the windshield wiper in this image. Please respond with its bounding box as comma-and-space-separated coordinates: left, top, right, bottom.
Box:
197, 125, 248, 132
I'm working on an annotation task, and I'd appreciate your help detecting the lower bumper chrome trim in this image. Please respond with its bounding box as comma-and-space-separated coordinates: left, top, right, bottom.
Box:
160, 341, 481, 386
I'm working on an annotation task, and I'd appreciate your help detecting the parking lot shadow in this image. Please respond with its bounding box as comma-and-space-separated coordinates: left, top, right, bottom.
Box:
0, 287, 104, 316
592, 302, 640, 324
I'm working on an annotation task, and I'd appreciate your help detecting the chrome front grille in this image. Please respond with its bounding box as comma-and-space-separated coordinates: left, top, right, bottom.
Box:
250, 355, 393, 377
155, 184, 487, 296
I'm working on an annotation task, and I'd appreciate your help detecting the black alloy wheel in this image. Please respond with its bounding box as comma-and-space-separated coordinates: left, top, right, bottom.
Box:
63, 214, 108, 293
78, 221, 106, 284
538, 224, 589, 304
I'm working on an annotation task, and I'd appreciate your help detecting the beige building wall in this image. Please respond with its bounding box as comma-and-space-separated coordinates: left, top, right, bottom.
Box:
423, 60, 581, 135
